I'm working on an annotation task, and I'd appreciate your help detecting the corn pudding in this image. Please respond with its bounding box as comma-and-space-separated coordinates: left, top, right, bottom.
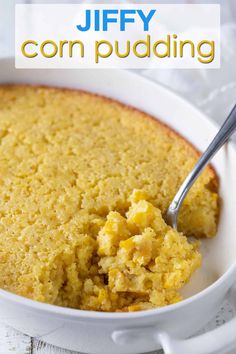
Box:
0, 86, 218, 311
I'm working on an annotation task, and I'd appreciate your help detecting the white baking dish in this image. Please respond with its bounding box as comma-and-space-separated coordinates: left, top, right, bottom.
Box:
0, 57, 236, 354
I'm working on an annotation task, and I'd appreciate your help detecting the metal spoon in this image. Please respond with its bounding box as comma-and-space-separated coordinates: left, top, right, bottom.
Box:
166, 104, 236, 230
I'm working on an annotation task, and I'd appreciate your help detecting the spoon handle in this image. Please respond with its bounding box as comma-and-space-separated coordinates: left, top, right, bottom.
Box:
167, 104, 236, 228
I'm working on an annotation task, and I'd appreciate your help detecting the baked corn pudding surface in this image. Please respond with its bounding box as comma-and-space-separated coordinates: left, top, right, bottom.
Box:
0, 86, 218, 311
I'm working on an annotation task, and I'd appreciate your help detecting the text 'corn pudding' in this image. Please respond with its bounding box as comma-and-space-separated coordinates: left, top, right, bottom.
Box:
0, 85, 219, 311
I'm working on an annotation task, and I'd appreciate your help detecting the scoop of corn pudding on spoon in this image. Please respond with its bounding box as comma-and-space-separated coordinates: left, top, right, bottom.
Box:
95, 190, 201, 311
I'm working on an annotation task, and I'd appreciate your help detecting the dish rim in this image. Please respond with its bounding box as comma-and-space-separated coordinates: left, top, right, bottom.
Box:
0, 58, 236, 320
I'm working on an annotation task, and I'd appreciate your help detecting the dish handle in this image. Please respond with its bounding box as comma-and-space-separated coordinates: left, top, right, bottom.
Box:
159, 319, 236, 354
160, 286, 236, 354
112, 287, 236, 354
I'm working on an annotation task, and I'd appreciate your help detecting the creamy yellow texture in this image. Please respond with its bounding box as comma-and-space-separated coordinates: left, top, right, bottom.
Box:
0, 86, 218, 311
95, 190, 201, 311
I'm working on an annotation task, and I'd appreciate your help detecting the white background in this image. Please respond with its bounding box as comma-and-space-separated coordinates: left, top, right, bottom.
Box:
15, 4, 220, 68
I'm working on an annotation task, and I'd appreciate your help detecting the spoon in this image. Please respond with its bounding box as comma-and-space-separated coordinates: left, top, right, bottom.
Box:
166, 104, 236, 230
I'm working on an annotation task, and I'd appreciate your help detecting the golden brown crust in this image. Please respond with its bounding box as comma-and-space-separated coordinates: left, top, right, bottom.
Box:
0, 83, 219, 189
